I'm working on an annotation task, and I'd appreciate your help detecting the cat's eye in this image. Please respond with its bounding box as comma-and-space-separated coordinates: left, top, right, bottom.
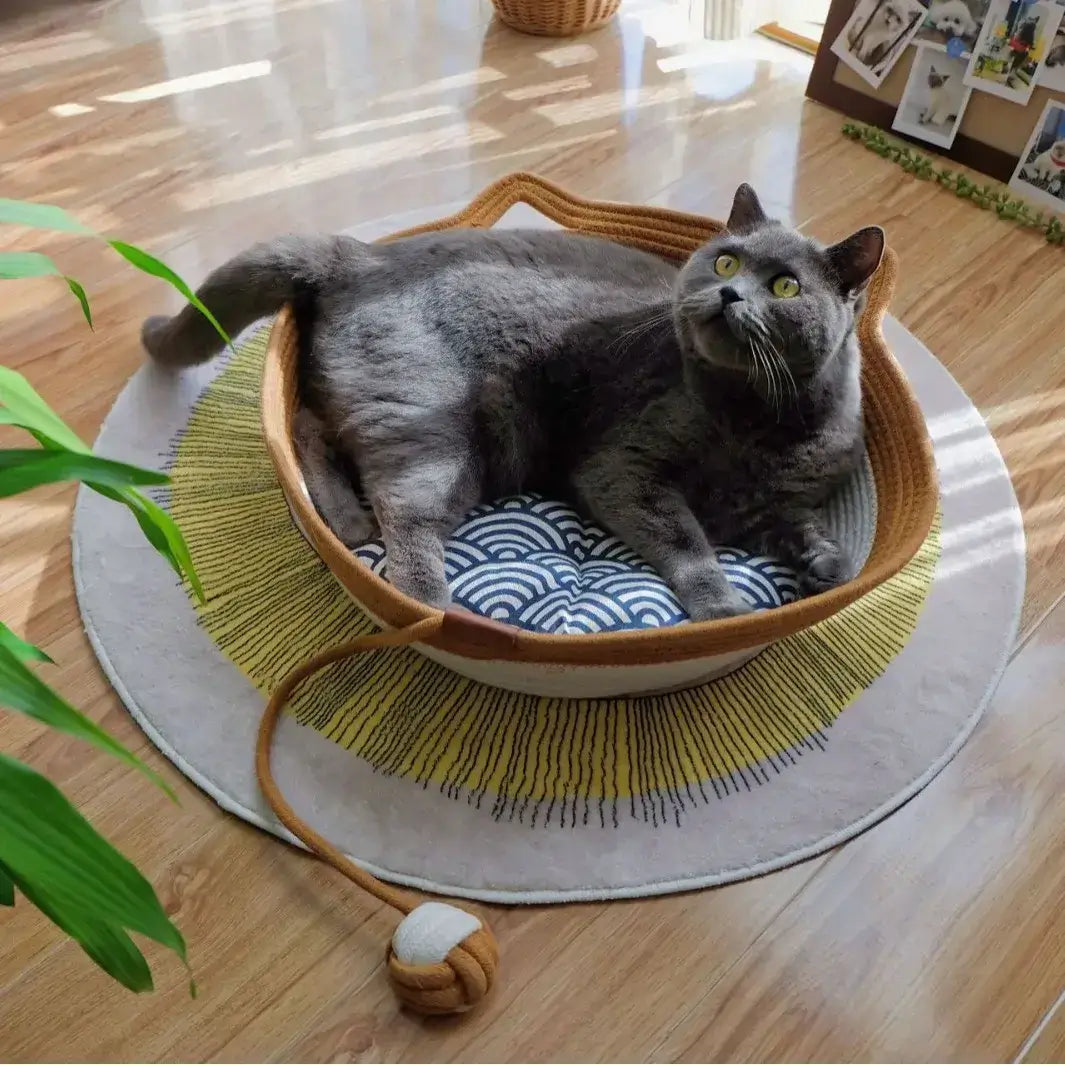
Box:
714, 253, 740, 278
771, 274, 801, 299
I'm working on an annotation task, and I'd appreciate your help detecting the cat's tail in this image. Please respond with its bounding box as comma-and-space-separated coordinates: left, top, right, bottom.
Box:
141, 234, 366, 367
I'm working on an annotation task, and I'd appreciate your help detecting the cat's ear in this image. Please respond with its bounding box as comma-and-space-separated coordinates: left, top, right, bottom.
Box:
726, 183, 768, 234
825, 226, 885, 296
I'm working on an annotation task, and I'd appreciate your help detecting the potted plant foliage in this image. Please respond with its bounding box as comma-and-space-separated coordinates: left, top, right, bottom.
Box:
1, 198, 227, 993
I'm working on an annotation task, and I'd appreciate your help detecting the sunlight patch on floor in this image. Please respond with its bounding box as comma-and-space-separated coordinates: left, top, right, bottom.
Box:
533, 82, 693, 126
0, 32, 110, 75
657, 36, 814, 75
314, 106, 458, 143
503, 75, 593, 102
536, 43, 599, 69
378, 67, 505, 104
48, 102, 95, 117
177, 121, 505, 209
142, 0, 343, 35
98, 60, 272, 104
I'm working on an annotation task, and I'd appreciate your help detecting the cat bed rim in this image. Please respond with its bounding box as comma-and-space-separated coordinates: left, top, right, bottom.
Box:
260, 173, 937, 668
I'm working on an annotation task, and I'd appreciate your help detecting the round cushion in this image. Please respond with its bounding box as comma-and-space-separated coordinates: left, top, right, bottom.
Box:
355, 494, 800, 635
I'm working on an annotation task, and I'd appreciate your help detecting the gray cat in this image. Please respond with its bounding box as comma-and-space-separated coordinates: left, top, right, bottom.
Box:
143, 185, 883, 622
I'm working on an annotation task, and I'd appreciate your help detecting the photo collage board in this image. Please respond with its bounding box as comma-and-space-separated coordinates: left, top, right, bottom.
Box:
826, 0, 1065, 211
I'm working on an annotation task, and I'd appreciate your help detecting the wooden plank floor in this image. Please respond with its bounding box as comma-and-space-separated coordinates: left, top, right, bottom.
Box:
2, 1, 1064, 1060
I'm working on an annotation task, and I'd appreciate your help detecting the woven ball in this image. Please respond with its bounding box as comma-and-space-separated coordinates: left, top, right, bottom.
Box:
386, 902, 499, 1015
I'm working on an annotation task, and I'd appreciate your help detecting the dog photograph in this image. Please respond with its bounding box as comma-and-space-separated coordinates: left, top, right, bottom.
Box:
963, 0, 1064, 104
892, 45, 972, 148
1009, 99, 1065, 213
914, 0, 992, 54
831, 0, 930, 88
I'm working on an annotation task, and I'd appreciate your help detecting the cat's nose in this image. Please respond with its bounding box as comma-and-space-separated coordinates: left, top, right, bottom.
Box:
720, 286, 742, 305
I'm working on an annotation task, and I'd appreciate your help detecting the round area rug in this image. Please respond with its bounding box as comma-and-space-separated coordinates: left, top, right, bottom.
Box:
73, 212, 1025, 903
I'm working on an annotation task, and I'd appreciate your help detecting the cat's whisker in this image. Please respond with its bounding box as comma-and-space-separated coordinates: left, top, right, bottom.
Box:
753, 338, 775, 407
765, 337, 797, 404
751, 316, 797, 409
778, 355, 798, 404
763, 340, 789, 417
612, 323, 668, 361
609, 310, 670, 343
745, 337, 758, 392
768, 349, 784, 414
607, 311, 673, 357
750, 336, 781, 414
746, 314, 772, 342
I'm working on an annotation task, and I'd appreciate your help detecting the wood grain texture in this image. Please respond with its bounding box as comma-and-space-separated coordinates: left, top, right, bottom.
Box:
1023, 991, 1065, 1063
1, 1, 1063, 1060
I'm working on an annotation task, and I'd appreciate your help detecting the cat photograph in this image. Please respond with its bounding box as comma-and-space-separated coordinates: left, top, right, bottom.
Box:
914, 0, 991, 54
831, 0, 927, 88
1010, 100, 1065, 212
1037, 26, 1065, 89
892, 46, 972, 149
1047, 27, 1065, 67
963, 0, 1063, 106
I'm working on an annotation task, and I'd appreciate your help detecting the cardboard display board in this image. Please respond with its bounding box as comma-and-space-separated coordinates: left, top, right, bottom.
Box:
807, 0, 1065, 183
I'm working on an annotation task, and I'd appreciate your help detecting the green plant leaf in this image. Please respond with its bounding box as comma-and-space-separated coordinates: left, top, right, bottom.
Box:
0, 755, 187, 991
0, 448, 169, 497
13, 874, 154, 992
0, 642, 173, 798
95, 485, 204, 602
0, 365, 90, 453
0, 198, 94, 234
0, 368, 203, 600
108, 241, 231, 350
0, 252, 94, 326
0, 622, 53, 665
0, 199, 223, 343
0, 860, 14, 906
0, 250, 61, 279
65, 277, 93, 328
0, 753, 185, 960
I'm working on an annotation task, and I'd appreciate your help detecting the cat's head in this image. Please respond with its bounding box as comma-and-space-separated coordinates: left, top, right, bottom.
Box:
928, 64, 950, 89
879, 1, 906, 32
1051, 139, 1065, 164
673, 184, 884, 392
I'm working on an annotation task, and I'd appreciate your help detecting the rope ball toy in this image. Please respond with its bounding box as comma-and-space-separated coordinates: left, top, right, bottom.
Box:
255, 617, 499, 1016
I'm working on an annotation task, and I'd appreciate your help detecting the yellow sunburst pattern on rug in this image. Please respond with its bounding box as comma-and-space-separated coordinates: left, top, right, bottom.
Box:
169, 330, 940, 828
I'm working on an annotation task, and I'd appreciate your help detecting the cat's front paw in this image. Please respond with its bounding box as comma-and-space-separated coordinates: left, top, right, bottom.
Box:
332, 509, 378, 550
798, 540, 852, 596
387, 566, 452, 611
684, 589, 754, 623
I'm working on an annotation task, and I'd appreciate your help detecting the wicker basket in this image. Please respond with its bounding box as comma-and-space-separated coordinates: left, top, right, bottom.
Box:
261, 172, 938, 697
490, 0, 621, 35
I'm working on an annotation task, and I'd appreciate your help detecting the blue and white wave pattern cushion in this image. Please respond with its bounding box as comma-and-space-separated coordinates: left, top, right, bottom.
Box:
354, 495, 799, 636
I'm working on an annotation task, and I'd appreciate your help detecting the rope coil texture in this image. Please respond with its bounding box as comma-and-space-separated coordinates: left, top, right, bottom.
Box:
255, 616, 499, 1016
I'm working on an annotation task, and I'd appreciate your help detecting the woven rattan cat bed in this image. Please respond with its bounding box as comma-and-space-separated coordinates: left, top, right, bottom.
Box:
260, 173, 937, 700
249, 173, 939, 1013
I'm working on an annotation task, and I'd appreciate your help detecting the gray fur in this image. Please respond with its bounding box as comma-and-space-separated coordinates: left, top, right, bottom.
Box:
143, 185, 884, 621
